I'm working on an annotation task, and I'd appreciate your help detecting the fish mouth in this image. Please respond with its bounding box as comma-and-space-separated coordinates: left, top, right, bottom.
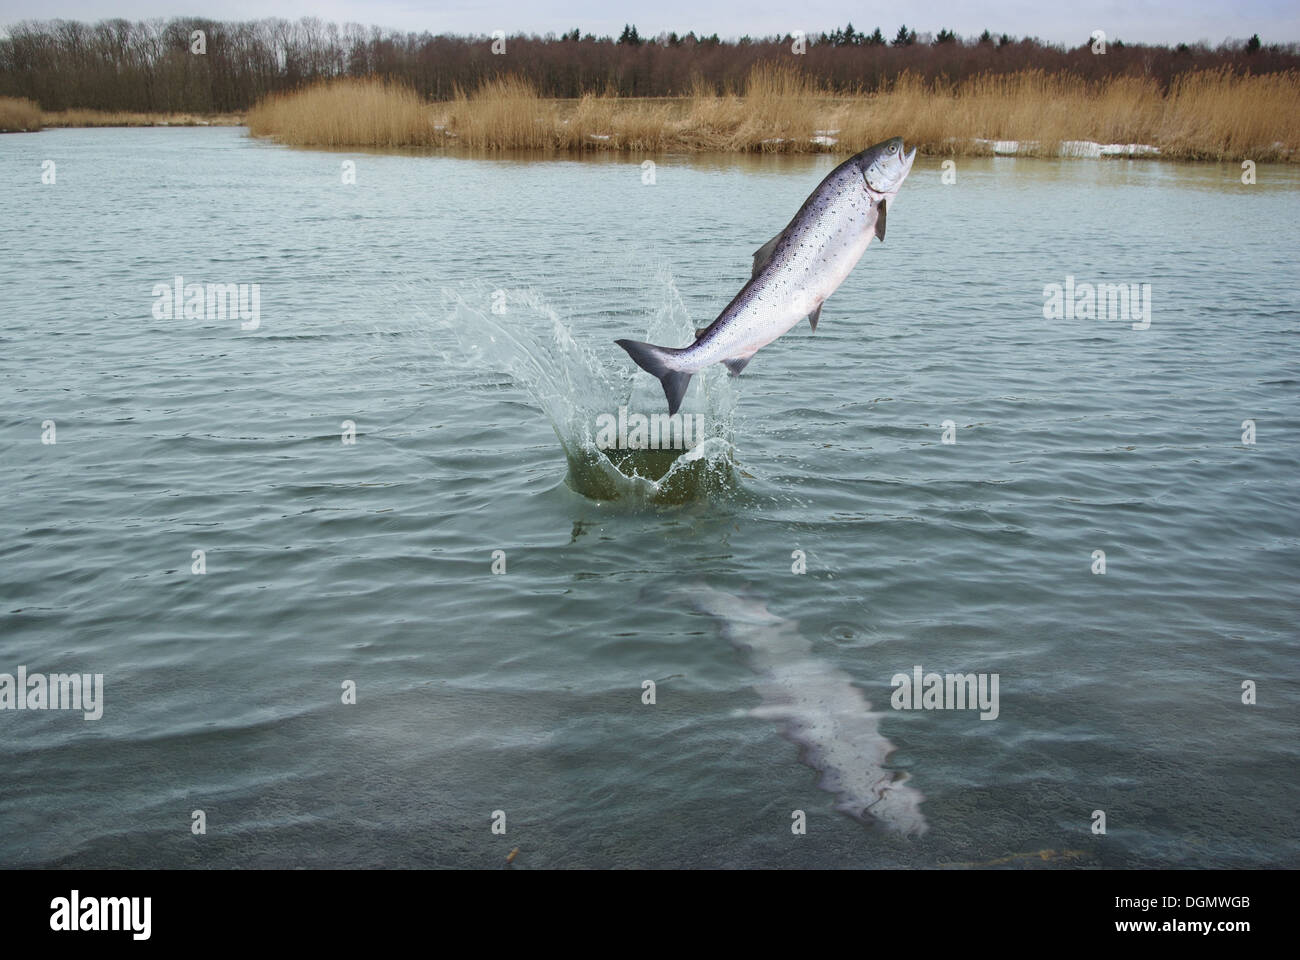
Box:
894, 139, 917, 181
864, 140, 916, 193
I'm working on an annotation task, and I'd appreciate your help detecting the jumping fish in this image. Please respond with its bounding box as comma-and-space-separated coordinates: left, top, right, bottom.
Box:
617, 137, 917, 413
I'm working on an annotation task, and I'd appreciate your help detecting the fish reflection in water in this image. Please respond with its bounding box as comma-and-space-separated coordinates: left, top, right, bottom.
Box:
689, 585, 927, 836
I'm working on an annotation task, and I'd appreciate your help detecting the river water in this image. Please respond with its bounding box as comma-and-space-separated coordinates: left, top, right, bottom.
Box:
1, 127, 1297, 868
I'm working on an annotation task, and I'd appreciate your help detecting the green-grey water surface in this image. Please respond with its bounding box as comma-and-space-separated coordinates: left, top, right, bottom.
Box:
1, 127, 1297, 867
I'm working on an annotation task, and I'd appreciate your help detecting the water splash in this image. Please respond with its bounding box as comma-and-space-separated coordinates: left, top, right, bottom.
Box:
425, 274, 741, 504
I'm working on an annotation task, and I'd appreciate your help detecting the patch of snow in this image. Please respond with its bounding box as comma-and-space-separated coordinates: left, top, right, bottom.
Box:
1058, 140, 1103, 158
1096, 142, 1160, 156
971, 137, 1027, 154
974, 137, 1159, 158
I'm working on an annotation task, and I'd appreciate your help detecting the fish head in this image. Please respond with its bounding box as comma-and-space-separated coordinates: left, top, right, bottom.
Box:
856, 136, 917, 197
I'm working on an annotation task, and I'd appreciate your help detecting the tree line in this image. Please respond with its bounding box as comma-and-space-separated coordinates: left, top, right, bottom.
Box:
2, 17, 1296, 113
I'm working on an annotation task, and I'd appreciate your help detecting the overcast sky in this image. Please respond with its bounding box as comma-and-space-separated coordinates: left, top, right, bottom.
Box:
0, 1, 1294, 45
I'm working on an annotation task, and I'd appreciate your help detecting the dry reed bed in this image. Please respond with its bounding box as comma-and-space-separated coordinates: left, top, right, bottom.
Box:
253, 65, 1299, 161
1, 101, 245, 132
0, 96, 42, 132
247, 79, 435, 147
40, 110, 244, 127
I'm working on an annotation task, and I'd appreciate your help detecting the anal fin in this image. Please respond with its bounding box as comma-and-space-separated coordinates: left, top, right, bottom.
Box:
807, 304, 822, 332
723, 353, 756, 376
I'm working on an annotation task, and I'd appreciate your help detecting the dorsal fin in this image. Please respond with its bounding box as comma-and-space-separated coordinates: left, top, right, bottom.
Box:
694, 327, 709, 340
751, 233, 782, 278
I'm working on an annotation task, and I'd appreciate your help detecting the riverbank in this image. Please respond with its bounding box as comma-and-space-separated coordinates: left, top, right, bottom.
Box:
0, 98, 244, 132
243, 66, 1299, 162
0, 96, 39, 131
40, 110, 244, 128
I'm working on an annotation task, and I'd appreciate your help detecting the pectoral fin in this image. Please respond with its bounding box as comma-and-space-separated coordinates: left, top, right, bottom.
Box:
752, 234, 782, 278
874, 198, 887, 242
807, 304, 822, 332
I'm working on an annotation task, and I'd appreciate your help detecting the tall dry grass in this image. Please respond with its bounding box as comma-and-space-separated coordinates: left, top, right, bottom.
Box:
564, 92, 678, 152
40, 110, 243, 127
0, 96, 42, 132
247, 77, 436, 147
701, 62, 827, 151
1159, 67, 1300, 160
442, 64, 833, 152
446, 75, 560, 150
836, 68, 1299, 160
837, 71, 1141, 156
248, 66, 1300, 162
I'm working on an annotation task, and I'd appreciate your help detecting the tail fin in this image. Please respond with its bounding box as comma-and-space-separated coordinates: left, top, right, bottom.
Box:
614, 339, 694, 415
